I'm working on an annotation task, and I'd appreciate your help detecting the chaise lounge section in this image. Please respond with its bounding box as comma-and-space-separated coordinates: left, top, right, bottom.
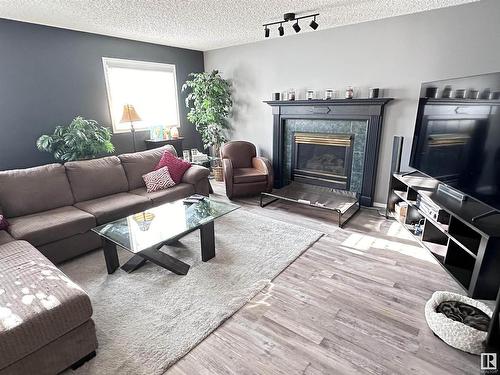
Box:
0, 240, 97, 375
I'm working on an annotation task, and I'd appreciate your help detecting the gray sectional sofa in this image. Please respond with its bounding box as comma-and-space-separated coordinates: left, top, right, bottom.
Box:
0, 145, 210, 374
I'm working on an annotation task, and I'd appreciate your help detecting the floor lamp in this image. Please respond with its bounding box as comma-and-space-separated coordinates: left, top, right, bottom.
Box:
120, 104, 141, 152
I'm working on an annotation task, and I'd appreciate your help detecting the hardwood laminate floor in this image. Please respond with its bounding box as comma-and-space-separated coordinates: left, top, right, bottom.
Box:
166, 182, 480, 374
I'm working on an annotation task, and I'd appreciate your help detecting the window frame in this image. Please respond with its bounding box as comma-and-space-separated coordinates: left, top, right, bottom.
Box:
102, 57, 181, 134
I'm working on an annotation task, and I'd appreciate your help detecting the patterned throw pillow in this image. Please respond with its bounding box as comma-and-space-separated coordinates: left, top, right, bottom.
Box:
155, 151, 191, 184
0, 215, 8, 231
142, 167, 176, 193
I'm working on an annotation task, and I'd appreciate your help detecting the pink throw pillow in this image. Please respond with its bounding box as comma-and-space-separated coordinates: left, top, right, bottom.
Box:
142, 167, 176, 193
0, 215, 8, 231
155, 151, 191, 184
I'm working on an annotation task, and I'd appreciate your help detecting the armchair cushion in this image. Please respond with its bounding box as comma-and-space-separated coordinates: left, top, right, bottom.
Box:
233, 168, 267, 184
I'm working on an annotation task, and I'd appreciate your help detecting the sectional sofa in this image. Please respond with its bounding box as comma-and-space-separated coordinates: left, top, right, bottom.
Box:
0, 145, 210, 374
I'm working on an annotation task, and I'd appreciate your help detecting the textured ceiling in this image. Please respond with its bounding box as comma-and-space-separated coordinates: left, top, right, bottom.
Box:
0, 0, 478, 51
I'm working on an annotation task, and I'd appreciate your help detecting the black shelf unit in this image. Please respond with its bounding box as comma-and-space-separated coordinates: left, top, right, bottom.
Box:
387, 172, 500, 300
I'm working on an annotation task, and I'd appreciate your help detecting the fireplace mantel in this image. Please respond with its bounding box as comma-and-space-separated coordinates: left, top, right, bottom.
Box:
265, 98, 393, 206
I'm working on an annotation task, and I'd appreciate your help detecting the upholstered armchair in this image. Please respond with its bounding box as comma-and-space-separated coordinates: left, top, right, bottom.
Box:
221, 141, 273, 199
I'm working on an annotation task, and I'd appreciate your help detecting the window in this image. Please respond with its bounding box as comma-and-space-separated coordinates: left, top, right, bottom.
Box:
102, 58, 180, 133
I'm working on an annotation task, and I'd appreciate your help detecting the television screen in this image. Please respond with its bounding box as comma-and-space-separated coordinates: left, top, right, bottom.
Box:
410, 73, 500, 211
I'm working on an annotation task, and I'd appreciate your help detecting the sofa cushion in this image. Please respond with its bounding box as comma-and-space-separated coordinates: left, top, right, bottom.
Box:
8, 206, 96, 247
130, 183, 195, 206
155, 151, 191, 184
65, 156, 129, 202
233, 168, 267, 184
9, 206, 96, 246
75, 192, 151, 225
0, 240, 93, 371
0, 230, 13, 246
0, 164, 74, 218
119, 145, 177, 190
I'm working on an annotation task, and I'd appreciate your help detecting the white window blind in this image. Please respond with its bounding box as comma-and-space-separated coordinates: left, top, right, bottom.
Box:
102, 58, 180, 133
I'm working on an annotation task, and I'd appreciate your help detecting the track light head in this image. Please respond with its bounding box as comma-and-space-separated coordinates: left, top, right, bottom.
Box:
309, 17, 318, 30
264, 27, 270, 38
278, 23, 284, 36
293, 21, 300, 33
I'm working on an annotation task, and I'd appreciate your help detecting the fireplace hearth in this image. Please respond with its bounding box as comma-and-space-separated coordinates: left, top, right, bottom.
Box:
292, 132, 353, 190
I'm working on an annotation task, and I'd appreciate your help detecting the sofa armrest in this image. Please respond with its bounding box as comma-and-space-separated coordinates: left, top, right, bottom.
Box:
252, 157, 273, 192
181, 165, 210, 185
222, 159, 234, 199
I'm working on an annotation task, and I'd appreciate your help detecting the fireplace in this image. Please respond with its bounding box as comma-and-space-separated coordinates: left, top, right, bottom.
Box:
292, 132, 353, 189
265, 98, 393, 206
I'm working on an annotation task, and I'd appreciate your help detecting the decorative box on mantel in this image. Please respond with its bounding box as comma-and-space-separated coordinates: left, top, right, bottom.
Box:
264, 98, 393, 206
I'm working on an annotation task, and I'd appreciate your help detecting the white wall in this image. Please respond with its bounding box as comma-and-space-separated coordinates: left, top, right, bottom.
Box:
204, 0, 500, 204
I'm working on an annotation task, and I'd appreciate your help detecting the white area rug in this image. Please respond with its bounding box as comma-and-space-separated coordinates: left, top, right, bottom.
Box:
61, 209, 323, 374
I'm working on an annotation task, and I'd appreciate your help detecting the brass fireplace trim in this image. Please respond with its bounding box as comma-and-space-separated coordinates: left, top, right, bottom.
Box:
294, 132, 353, 147
428, 134, 470, 147
294, 169, 347, 180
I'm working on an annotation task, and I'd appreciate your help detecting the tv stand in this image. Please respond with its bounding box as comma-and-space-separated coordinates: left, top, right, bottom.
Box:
387, 171, 500, 300
472, 209, 500, 222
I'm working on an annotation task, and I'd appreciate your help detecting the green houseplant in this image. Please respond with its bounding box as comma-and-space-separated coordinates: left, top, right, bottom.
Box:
36, 116, 115, 162
182, 70, 232, 180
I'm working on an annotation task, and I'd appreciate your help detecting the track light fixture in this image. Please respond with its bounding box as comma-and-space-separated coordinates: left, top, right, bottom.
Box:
262, 12, 319, 39
292, 21, 301, 33
309, 16, 318, 30
278, 23, 284, 36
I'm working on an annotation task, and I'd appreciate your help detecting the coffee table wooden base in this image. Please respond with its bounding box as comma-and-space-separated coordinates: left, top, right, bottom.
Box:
102, 221, 216, 275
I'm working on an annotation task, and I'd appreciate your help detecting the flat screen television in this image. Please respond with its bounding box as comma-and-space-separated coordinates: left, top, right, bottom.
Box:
410, 72, 500, 211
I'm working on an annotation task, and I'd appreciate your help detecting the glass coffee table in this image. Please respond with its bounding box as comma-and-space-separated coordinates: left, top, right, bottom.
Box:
92, 198, 239, 275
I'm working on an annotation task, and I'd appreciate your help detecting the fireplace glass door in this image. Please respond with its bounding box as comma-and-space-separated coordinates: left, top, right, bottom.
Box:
292, 133, 354, 189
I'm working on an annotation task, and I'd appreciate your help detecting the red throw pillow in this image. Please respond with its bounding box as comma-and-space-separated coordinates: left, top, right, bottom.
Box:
143, 167, 176, 193
0, 215, 8, 231
155, 151, 191, 184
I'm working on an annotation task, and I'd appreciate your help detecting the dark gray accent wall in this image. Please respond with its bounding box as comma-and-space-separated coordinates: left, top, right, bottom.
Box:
0, 18, 204, 170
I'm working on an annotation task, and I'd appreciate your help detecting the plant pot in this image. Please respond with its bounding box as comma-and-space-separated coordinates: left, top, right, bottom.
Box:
213, 166, 224, 182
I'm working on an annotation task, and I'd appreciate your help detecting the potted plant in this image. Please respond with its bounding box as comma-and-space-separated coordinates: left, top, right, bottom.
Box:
36, 116, 115, 162
182, 70, 232, 181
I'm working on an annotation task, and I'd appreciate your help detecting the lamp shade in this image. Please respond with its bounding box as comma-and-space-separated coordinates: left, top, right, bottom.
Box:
120, 104, 141, 123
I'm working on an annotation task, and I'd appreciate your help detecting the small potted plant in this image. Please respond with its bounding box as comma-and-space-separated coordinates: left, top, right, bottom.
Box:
182, 70, 232, 181
36, 116, 115, 162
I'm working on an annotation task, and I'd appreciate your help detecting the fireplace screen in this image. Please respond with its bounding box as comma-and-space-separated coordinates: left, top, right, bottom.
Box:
292, 133, 354, 189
